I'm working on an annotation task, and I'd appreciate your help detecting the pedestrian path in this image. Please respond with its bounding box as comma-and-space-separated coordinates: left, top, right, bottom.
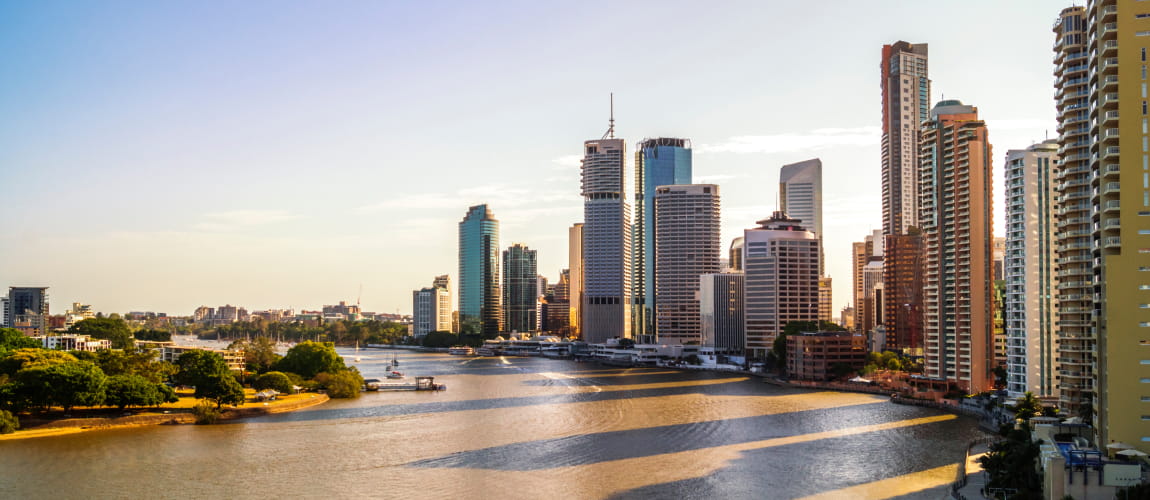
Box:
950, 442, 990, 500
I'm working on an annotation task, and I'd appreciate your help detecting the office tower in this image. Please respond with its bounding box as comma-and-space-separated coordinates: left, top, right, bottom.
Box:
544, 270, 572, 335
581, 116, 631, 343
700, 273, 745, 353
919, 100, 994, 393
459, 204, 501, 336
1053, 5, 1092, 421
1079, 0, 1150, 450
632, 138, 693, 341
568, 223, 583, 339
653, 184, 720, 344
780, 159, 824, 274
818, 277, 833, 322
4, 287, 49, 335
728, 237, 744, 272
412, 276, 452, 336
852, 230, 883, 333
881, 41, 931, 236
743, 212, 820, 358
1004, 144, 1060, 399
883, 231, 924, 353
502, 244, 538, 333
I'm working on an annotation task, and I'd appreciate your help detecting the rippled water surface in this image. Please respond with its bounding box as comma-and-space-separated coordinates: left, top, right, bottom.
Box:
0, 350, 986, 499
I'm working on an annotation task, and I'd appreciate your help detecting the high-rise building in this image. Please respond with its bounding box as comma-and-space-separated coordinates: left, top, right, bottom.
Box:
412, 276, 452, 337
581, 121, 631, 343
632, 138, 692, 342
818, 277, 833, 322
700, 273, 745, 353
653, 184, 720, 345
852, 230, 883, 333
862, 261, 884, 332
743, 212, 820, 358
919, 100, 994, 393
883, 231, 924, 353
544, 270, 572, 335
459, 204, 501, 336
1075, 0, 1150, 451
881, 41, 931, 236
502, 244, 538, 333
4, 287, 49, 335
780, 158, 824, 274
1052, 5, 1093, 421
728, 237, 744, 272
1004, 141, 1059, 399
568, 223, 583, 339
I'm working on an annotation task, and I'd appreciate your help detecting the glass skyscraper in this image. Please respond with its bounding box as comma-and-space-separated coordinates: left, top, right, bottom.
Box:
502, 243, 538, 334
458, 204, 501, 336
632, 138, 692, 341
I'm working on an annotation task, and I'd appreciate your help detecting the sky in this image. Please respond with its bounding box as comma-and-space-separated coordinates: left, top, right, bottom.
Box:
0, 1, 1061, 317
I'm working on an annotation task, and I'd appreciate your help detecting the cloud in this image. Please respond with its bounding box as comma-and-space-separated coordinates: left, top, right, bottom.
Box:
696, 127, 881, 154
194, 210, 299, 231
551, 154, 582, 169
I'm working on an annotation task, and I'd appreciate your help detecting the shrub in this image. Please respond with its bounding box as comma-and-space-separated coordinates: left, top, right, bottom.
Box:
315, 370, 363, 399
253, 371, 293, 393
192, 400, 220, 424
0, 409, 18, 434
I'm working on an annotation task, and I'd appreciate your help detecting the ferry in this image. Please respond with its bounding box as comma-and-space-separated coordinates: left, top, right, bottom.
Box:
448, 346, 474, 355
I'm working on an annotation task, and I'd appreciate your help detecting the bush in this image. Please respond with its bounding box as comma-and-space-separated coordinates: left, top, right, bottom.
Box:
315, 370, 363, 399
192, 400, 221, 425
0, 409, 18, 434
253, 371, 293, 393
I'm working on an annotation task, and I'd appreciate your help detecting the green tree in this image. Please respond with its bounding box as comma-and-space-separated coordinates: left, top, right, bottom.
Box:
0, 349, 78, 377
274, 341, 346, 379
1013, 391, 1044, 422
979, 424, 1044, 499
0, 409, 18, 433
133, 329, 172, 342
16, 361, 106, 411
104, 374, 168, 410
96, 349, 177, 384
242, 336, 280, 373
421, 331, 458, 348
174, 350, 231, 388
253, 371, 293, 393
199, 373, 245, 409
68, 317, 134, 349
315, 369, 363, 399
0, 328, 41, 351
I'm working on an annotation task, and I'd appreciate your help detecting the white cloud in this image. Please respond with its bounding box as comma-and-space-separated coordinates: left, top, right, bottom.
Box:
696, 126, 881, 154
194, 210, 299, 231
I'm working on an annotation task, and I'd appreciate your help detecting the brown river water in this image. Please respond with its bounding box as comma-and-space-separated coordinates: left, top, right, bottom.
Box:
0, 350, 986, 499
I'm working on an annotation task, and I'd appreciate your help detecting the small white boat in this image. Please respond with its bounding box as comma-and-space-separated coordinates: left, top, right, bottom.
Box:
448, 346, 474, 355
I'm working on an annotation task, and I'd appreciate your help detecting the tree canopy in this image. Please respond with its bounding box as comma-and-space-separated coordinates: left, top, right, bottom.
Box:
0, 328, 41, 351
0, 348, 78, 377
274, 341, 345, 379
104, 374, 177, 410
69, 317, 134, 349
174, 350, 231, 388
15, 361, 106, 411
253, 371, 293, 393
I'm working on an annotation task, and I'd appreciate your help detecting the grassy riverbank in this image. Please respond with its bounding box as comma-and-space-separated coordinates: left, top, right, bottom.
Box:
0, 389, 330, 441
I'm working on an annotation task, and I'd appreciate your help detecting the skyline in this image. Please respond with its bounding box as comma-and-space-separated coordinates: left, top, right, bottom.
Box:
0, 1, 1058, 315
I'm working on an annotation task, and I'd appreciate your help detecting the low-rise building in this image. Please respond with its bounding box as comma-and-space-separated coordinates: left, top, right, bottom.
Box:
786, 331, 867, 381
160, 345, 245, 371
34, 334, 111, 352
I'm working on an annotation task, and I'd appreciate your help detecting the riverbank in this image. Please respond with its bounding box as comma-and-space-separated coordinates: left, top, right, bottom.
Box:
0, 392, 330, 441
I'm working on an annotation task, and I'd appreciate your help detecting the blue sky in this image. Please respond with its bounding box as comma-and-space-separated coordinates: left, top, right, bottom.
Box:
0, 1, 1059, 316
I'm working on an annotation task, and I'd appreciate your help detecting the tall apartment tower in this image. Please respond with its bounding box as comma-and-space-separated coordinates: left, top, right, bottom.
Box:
4, 287, 49, 335
919, 100, 995, 393
1004, 141, 1059, 399
568, 223, 583, 339
632, 138, 693, 342
1076, 0, 1150, 450
581, 118, 632, 343
1052, 6, 1093, 420
780, 158, 824, 274
653, 184, 720, 345
881, 41, 930, 236
743, 212, 820, 358
502, 244, 538, 333
458, 204, 501, 336
883, 231, 924, 352
700, 273, 746, 353
412, 277, 452, 336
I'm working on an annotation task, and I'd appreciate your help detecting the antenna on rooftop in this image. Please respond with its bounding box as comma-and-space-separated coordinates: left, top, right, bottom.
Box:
602, 93, 615, 140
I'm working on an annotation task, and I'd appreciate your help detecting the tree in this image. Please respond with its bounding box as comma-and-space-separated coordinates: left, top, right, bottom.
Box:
69, 317, 135, 349
174, 350, 231, 388
16, 361, 106, 411
1013, 391, 1044, 422
0, 328, 41, 351
979, 424, 1044, 499
274, 341, 346, 379
95, 349, 177, 384
243, 337, 280, 373
0, 349, 78, 377
133, 329, 172, 342
199, 373, 245, 409
253, 371, 293, 393
0, 409, 18, 433
315, 369, 363, 399
104, 374, 167, 410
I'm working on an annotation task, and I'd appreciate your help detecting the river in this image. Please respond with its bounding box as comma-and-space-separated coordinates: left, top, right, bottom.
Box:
0, 349, 986, 499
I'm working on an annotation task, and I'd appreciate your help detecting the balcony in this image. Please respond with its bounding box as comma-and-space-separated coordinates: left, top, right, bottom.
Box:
1101, 39, 1118, 57
1100, 92, 1119, 109
1103, 199, 1121, 213
1102, 146, 1120, 161
1102, 181, 1121, 196
1102, 75, 1119, 91
1102, 163, 1121, 179
1103, 218, 1121, 231
1104, 236, 1121, 249
1102, 111, 1120, 127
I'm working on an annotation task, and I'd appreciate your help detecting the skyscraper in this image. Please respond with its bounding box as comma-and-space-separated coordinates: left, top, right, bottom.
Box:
653, 184, 720, 345
4, 286, 49, 335
700, 273, 745, 353
632, 138, 692, 342
581, 116, 631, 343
502, 244, 538, 333
1052, 5, 1092, 421
852, 230, 882, 332
780, 158, 824, 275
568, 223, 583, 339
818, 277, 833, 322
458, 204, 501, 336
743, 212, 820, 358
412, 276, 452, 336
919, 100, 994, 393
1075, 0, 1150, 451
883, 231, 924, 352
1004, 141, 1059, 399
881, 41, 931, 236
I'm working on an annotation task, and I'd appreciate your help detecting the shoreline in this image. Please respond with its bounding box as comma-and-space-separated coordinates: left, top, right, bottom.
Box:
0, 393, 331, 441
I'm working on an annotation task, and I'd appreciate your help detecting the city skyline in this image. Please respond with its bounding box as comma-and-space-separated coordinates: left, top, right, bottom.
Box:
0, 2, 1057, 315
